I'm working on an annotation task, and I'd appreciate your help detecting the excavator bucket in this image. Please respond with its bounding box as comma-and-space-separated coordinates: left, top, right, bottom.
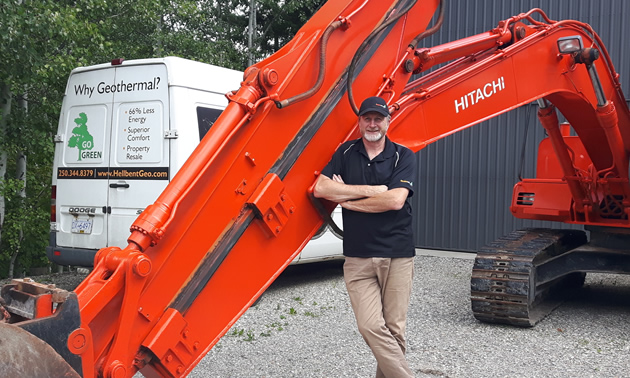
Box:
1, 279, 83, 377
0, 322, 80, 378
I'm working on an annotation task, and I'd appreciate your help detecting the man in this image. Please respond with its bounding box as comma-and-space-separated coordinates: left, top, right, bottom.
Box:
314, 96, 417, 377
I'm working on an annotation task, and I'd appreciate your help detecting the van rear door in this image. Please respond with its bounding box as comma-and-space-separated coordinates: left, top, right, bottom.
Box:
55, 62, 169, 253
56, 67, 115, 251
107, 64, 170, 248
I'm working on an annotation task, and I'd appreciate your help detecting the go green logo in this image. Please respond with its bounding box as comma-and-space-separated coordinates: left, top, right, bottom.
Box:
68, 112, 94, 161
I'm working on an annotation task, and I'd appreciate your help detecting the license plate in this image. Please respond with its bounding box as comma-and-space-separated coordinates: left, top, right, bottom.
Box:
71, 219, 93, 234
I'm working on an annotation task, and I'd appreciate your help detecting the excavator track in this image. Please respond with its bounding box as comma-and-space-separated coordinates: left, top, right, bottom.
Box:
471, 228, 587, 327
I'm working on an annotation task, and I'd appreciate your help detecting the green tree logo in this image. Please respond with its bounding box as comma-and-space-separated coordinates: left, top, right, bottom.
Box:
68, 112, 94, 161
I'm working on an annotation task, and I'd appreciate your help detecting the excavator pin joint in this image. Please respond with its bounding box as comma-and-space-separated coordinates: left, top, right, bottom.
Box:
105, 360, 127, 378
261, 68, 279, 87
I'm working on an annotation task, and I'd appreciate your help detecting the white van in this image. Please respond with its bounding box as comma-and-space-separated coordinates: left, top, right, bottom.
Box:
47, 57, 342, 267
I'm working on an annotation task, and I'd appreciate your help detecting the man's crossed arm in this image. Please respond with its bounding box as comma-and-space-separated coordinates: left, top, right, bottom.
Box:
313, 174, 409, 213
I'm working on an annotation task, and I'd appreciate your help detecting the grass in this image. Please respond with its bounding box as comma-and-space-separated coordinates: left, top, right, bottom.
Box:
228, 295, 336, 342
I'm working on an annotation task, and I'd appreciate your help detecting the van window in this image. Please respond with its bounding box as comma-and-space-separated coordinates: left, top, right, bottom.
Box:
197, 107, 223, 140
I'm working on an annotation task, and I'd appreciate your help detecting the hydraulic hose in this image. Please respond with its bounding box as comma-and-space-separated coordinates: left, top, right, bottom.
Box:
408, 0, 445, 49
346, 0, 444, 115
275, 20, 345, 109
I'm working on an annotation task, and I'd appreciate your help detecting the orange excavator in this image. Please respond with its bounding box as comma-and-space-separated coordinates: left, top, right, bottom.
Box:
2, 0, 630, 376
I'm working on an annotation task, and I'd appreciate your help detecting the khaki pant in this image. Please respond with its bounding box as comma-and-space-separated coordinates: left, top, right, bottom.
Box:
344, 256, 415, 378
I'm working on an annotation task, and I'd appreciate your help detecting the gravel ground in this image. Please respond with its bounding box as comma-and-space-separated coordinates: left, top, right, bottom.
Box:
3, 251, 630, 377
195, 251, 630, 378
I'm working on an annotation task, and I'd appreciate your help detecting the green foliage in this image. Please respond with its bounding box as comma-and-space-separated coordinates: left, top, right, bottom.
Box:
0, 0, 102, 277
0, 0, 322, 278
253, 0, 327, 58
0, 105, 54, 277
164, 0, 326, 70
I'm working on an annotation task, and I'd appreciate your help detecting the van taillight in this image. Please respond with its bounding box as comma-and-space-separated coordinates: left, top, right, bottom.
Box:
51, 185, 57, 222
111, 58, 124, 66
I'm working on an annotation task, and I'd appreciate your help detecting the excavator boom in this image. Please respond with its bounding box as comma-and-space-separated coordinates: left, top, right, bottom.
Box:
387, 9, 630, 226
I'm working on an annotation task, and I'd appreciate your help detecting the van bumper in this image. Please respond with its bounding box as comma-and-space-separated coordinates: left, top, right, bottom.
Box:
46, 233, 97, 267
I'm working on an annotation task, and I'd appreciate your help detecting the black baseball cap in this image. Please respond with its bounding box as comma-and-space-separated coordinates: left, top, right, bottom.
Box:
358, 96, 390, 117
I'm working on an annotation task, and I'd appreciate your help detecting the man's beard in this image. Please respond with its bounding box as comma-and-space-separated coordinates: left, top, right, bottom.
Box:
363, 130, 384, 142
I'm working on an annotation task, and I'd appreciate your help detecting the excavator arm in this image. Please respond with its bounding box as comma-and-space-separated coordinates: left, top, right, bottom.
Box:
2, 1, 630, 376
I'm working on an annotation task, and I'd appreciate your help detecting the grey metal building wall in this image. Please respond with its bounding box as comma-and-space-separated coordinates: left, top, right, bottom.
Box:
412, 0, 630, 251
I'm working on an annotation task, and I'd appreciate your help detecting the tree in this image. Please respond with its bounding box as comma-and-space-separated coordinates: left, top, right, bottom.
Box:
0, 0, 104, 277
252, 0, 326, 60
161, 0, 326, 71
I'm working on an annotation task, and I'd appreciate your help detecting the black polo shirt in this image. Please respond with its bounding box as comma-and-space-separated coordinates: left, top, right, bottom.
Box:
321, 137, 416, 258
